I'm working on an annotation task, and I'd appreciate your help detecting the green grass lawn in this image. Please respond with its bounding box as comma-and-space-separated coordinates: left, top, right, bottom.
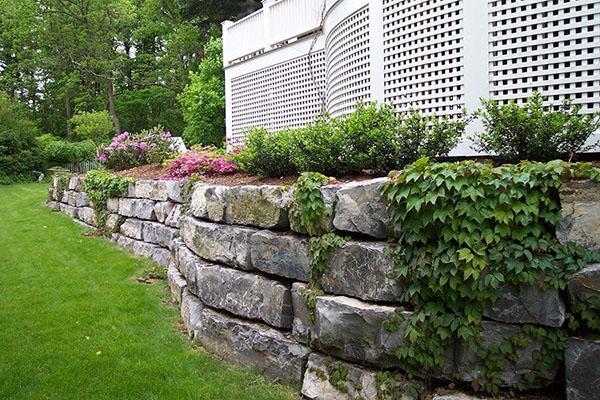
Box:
0, 183, 298, 400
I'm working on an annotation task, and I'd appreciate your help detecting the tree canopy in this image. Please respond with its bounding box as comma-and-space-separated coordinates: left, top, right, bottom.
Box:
0, 0, 258, 142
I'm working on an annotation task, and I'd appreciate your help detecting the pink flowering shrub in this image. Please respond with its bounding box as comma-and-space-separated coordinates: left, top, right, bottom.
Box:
164, 146, 237, 180
98, 126, 175, 170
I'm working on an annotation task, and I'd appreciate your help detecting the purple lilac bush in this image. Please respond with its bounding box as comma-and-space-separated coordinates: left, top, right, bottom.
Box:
98, 126, 175, 170
164, 146, 237, 180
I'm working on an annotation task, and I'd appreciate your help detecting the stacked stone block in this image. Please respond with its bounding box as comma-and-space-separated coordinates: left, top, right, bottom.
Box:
47, 177, 600, 400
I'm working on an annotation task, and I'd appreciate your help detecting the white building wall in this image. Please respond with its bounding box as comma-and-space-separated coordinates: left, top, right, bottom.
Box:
222, 0, 600, 153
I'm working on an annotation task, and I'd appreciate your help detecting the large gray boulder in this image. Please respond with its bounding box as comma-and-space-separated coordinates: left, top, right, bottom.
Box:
63, 190, 89, 207
154, 201, 175, 223
291, 283, 312, 344
172, 240, 214, 297
106, 198, 120, 213
120, 218, 144, 240
557, 180, 600, 251
190, 184, 226, 222
195, 307, 310, 384
115, 237, 171, 266
322, 241, 403, 302
167, 264, 187, 304
118, 198, 157, 220
77, 207, 97, 227
454, 321, 558, 388
311, 296, 409, 368
68, 176, 85, 191
568, 264, 600, 305
290, 184, 341, 235
105, 214, 123, 233
46, 201, 60, 211
223, 185, 293, 229
180, 289, 204, 339
165, 204, 182, 228
194, 264, 293, 329
180, 215, 257, 270
165, 180, 185, 203
483, 284, 565, 328
129, 180, 168, 201
141, 221, 178, 249
59, 203, 79, 219
565, 337, 600, 400
332, 178, 391, 239
249, 230, 311, 281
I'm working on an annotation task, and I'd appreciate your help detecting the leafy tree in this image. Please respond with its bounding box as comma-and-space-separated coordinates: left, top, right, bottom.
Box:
0, 92, 44, 182
179, 37, 225, 146
70, 111, 115, 147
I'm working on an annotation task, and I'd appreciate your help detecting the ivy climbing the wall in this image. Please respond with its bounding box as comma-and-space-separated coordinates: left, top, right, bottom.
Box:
84, 169, 133, 232
382, 159, 600, 394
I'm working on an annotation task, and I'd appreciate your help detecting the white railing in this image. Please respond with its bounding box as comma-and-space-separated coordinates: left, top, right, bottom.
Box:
222, 9, 265, 63
270, 0, 325, 44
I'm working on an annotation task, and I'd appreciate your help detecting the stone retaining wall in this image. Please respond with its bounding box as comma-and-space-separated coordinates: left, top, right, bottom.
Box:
47, 176, 600, 400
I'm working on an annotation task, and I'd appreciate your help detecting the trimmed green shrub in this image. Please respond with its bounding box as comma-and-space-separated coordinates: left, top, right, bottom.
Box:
37, 135, 96, 166
472, 92, 600, 163
70, 110, 114, 147
236, 103, 466, 177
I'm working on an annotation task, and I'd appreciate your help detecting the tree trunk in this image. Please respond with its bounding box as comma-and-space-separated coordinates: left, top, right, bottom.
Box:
64, 89, 73, 141
107, 77, 121, 134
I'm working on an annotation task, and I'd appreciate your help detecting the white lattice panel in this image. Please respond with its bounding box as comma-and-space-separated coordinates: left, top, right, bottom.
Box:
383, 0, 465, 117
325, 6, 371, 117
489, 0, 600, 112
230, 51, 326, 139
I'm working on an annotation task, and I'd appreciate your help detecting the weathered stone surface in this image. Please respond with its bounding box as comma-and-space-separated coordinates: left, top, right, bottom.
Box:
77, 207, 97, 227
63, 190, 89, 207
290, 184, 341, 234
106, 198, 120, 213
132, 240, 171, 266
68, 176, 85, 191
432, 392, 487, 400
165, 204, 182, 228
180, 215, 257, 270
165, 180, 185, 203
195, 264, 293, 329
142, 221, 178, 248
196, 307, 310, 384
167, 264, 187, 304
322, 241, 403, 302
105, 214, 122, 232
223, 185, 292, 229
172, 239, 212, 296
120, 218, 143, 240
568, 264, 600, 305
312, 296, 409, 368
180, 289, 204, 339
190, 184, 226, 221
118, 198, 156, 220
129, 179, 168, 201
333, 178, 391, 239
49, 187, 59, 201
249, 230, 311, 281
154, 201, 175, 223
46, 200, 60, 211
291, 283, 311, 344
59, 203, 79, 219
558, 180, 600, 251
302, 353, 414, 400
454, 321, 558, 388
565, 337, 600, 400
483, 284, 565, 328
112, 233, 170, 265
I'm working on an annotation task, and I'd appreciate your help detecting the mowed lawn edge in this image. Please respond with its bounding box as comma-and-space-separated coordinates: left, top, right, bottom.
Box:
0, 183, 298, 400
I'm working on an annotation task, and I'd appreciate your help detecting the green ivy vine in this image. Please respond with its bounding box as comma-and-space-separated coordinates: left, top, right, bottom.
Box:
52, 173, 72, 201
382, 158, 600, 394
84, 169, 133, 232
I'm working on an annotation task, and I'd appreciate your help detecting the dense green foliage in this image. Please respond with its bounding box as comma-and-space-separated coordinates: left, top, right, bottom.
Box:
382, 159, 600, 393
472, 93, 600, 163
236, 103, 466, 177
84, 169, 133, 229
70, 111, 115, 147
37, 135, 97, 166
289, 172, 332, 236
0, 183, 297, 400
179, 38, 225, 146
0, 0, 255, 140
0, 92, 44, 183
